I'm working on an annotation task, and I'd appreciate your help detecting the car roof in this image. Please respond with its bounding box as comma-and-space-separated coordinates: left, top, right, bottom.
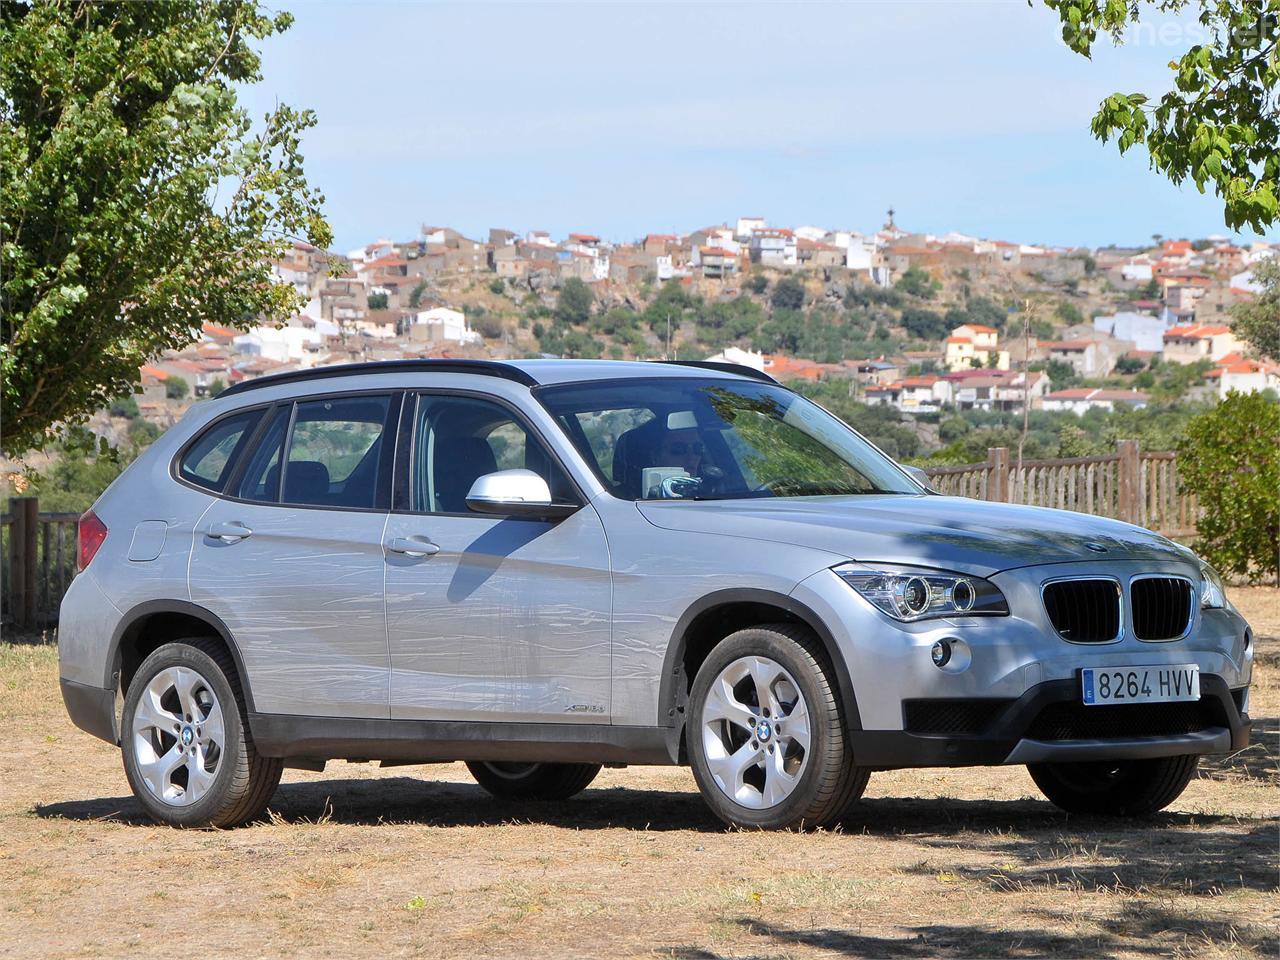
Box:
217, 358, 776, 398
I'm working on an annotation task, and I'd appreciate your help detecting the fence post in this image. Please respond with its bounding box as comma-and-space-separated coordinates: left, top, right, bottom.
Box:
9, 497, 39, 630
1117, 440, 1140, 525
987, 447, 1009, 503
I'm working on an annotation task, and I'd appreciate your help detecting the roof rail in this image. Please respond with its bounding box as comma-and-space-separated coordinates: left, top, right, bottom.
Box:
655, 360, 779, 384
218, 359, 537, 398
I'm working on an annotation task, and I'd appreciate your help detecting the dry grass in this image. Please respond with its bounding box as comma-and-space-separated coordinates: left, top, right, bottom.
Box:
0, 589, 1276, 959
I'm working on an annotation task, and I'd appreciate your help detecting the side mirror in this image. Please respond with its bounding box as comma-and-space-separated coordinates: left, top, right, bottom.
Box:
902, 464, 936, 493
465, 469, 579, 520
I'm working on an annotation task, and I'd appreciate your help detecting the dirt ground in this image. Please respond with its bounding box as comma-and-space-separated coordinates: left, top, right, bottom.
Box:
1, 589, 1277, 959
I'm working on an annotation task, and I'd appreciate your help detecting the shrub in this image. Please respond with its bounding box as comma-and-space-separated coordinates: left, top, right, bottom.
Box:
895, 265, 938, 300
556, 278, 594, 326
488, 278, 506, 295
165, 375, 189, 400
769, 277, 805, 311
367, 291, 389, 310
1177, 391, 1280, 583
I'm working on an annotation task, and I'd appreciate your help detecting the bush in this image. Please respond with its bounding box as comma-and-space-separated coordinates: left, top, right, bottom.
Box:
556, 278, 594, 326
165, 375, 189, 400
109, 393, 140, 418
745, 273, 768, 295
473, 314, 505, 339
488, 278, 506, 295
895, 265, 938, 300
1177, 392, 1280, 583
769, 277, 805, 311
367, 291, 389, 310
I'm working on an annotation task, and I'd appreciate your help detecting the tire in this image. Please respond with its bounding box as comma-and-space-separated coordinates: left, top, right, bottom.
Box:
121, 638, 283, 828
1028, 754, 1199, 817
686, 623, 867, 830
466, 761, 602, 801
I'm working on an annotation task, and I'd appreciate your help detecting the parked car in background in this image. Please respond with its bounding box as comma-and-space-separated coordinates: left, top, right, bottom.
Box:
59, 360, 1253, 829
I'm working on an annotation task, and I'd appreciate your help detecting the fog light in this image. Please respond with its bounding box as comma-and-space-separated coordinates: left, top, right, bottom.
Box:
931, 640, 952, 668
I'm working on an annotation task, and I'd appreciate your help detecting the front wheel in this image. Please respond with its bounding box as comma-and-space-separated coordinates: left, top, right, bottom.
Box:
466, 761, 601, 800
121, 639, 282, 827
1028, 754, 1198, 817
687, 624, 868, 830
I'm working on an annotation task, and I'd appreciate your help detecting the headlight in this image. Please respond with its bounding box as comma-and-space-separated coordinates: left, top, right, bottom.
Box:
834, 563, 1009, 622
1199, 564, 1226, 609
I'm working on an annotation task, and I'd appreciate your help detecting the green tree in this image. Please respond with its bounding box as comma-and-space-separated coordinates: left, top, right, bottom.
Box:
164, 375, 190, 401
901, 307, 948, 341
1, 2, 331, 457
895, 265, 938, 299
1114, 354, 1148, 375
488, 277, 506, 296
556, 277, 594, 326
408, 280, 429, 308
367, 291, 389, 310
1043, 1, 1279, 232
745, 272, 769, 295
1231, 257, 1279, 359
1178, 391, 1280, 582
207, 377, 227, 397
1054, 300, 1084, 326
769, 277, 805, 311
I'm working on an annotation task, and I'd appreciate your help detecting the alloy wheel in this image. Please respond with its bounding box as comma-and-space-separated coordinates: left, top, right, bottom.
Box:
700, 655, 811, 809
131, 666, 225, 806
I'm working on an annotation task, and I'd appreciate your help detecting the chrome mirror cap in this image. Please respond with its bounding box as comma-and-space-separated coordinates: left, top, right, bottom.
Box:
465, 469, 578, 519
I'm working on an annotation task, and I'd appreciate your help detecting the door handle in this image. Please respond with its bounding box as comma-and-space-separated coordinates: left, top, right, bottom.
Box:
386, 537, 440, 558
207, 521, 253, 543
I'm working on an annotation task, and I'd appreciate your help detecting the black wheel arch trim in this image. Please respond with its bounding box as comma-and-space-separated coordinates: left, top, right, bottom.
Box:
657, 588, 863, 751
106, 599, 256, 714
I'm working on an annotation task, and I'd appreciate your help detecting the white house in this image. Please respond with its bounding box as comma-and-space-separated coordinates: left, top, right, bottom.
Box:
410, 306, 479, 345
704, 346, 765, 372
1093, 311, 1171, 353
1202, 354, 1280, 399
232, 325, 325, 363
735, 216, 766, 240
1120, 260, 1154, 282
793, 225, 829, 243
1041, 388, 1150, 414
748, 229, 797, 267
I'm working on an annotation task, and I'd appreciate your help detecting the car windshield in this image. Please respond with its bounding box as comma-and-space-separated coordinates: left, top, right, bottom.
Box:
537, 377, 920, 501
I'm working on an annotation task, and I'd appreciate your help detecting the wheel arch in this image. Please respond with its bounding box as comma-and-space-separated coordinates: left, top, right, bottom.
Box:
106, 600, 255, 714
657, 588, 862, 761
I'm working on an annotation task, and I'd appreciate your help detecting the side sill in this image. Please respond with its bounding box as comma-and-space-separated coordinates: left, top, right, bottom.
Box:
248, 713, 677, 766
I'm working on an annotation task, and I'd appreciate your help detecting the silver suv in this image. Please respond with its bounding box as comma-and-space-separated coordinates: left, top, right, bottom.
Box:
58, 360, 1254, 829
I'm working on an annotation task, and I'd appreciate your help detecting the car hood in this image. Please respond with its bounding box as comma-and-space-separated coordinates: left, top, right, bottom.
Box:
636, 494, 1196, 578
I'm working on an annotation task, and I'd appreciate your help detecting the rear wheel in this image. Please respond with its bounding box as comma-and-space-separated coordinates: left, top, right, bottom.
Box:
121, 639, 282, 827
1028, 754, 1198, 816
466, 761, 601, 800
687, 624, 867, 830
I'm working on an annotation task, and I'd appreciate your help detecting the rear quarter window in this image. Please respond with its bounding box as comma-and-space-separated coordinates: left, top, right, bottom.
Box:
177, 409, 264, 491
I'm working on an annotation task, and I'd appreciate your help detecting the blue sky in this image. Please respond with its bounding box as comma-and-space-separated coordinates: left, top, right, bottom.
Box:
240, 1, 1275, 253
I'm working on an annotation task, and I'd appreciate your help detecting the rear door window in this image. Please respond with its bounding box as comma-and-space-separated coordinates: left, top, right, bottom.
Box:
282, 395, 394, 509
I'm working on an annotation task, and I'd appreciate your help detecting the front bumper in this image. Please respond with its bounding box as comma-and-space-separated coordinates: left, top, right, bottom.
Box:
847, 674, 1250, 768
791, 558, 1254, 767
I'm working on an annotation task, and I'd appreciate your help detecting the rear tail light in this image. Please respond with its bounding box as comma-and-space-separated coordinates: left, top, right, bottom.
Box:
77, 510, 108, 571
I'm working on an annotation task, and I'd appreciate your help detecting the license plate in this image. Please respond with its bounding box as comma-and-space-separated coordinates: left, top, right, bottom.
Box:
1081, 665, 1200, 706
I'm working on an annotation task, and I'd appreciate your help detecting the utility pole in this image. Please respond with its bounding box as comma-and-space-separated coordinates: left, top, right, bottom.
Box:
1017, 297, 1032, 477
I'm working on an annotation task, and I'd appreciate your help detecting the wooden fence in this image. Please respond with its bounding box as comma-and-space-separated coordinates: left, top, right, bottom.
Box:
0, 443, 1197, 628
922, 440, 1198, 538
2, 499, 79, 630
